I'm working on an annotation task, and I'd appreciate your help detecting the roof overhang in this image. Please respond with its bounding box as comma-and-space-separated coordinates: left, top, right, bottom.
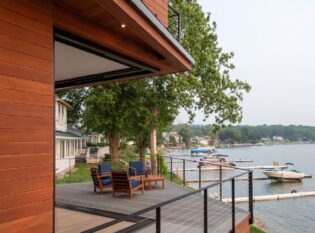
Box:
54, 29, 157, 89
53, 0, 194, 90
129, 0, 194, 64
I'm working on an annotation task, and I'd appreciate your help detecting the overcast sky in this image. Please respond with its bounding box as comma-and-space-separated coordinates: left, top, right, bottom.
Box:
175, 0, 315, 126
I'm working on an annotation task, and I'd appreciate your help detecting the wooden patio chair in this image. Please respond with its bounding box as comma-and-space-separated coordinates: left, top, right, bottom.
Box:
111, 170, 144, 199
90, 167, 112, 193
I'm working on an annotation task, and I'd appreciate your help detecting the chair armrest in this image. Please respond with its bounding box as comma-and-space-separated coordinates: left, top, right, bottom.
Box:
129, 175, 142, 181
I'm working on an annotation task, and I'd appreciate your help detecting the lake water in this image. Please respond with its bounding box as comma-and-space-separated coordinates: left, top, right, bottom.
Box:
167, 144, 315, 233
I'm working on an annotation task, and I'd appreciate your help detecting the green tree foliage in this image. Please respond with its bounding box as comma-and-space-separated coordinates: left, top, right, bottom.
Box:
168, 0, 251, 130
59, 0, 251, 170
219, 125, 315, 143
169, 135, 177, 146
178, 125, 193, 146
171, 124, 315, 143
58, 89, 88, 126
82, 83, 141, 163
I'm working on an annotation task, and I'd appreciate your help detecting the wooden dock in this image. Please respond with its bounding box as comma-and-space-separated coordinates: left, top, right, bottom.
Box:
174, 165, 289, 172
233, 159, 253, 162
185, 177, 270, 183
184, 174, 312, 183
222, 191, 315, 203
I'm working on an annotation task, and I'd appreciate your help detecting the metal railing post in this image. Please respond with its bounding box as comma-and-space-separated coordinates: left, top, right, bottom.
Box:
69, 158, 71, 182
160, 156, 163, 176
183, 159, 186, 187
156, 207, 161, 233
170, 157, 173, 182
199, 162, 202, 191
204, 189, 208, 233
249, 171, 254, 224
231, 178, 235, 233
219, 165, 222, 201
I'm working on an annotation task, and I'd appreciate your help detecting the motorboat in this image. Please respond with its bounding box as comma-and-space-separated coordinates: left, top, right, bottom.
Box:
191, 147, 216, 156
199, 153, 235, 167
262, 163, 305, 181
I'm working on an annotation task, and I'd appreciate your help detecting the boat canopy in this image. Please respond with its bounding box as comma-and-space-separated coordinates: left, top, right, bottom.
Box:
285, 162, 294, 166
191, 149, 209, 153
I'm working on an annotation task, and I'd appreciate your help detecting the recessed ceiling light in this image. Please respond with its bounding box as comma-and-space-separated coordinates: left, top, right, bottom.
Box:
121, 24, 126, 28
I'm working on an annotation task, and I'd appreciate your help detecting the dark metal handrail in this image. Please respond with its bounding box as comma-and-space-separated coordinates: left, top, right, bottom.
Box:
168, 4, 181, 41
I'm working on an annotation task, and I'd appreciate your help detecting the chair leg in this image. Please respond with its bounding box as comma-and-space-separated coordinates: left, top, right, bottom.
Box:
129, 191, 132, 199
94, 186, 96, 192
113, 191, 115, 197
142, 185, 144, 195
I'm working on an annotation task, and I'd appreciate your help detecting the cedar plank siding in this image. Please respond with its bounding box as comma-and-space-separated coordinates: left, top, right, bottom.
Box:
143, 0, 169, 26
0, 0, 54, 232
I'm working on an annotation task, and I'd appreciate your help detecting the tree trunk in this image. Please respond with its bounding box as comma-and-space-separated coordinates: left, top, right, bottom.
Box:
140, 145, 145, 164
150, 80, 158, 174
139, 133, 145, 164
150, 127, 157, 174
109, 130, 119, 163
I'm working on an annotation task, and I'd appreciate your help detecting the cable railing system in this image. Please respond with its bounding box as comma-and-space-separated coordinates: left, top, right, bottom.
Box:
155, 154, 254, 232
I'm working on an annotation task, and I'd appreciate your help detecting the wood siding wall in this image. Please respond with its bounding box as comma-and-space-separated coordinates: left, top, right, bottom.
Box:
0, 0, 54, 232
143, 0, 168, 26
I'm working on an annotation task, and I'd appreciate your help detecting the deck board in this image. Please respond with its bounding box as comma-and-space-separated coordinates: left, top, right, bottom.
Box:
56, 181, 248, 232
55, 208, 133, 233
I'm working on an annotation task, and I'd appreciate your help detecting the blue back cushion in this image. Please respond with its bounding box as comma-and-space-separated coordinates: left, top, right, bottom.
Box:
99, 163, 112, 172
129, 161, 144, 176
131, 179, 141, 188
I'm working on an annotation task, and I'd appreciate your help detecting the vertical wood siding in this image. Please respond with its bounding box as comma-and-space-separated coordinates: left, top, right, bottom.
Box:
143, 0, 169, 26
0, 0, 54, 232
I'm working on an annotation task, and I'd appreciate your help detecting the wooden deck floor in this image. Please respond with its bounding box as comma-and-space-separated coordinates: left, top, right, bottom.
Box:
55, 208, 133, 233
56, 181, 249, 232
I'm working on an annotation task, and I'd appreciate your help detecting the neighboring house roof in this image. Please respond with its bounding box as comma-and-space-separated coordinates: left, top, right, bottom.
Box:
56, 130, 80, 139
55, 97, 72, 108
67, 126, 86, 137
67, 126, 102, 138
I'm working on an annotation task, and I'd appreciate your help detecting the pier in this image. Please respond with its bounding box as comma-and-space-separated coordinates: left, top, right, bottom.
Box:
173, 165, 289, 172
222, 191, 315, 203
184, 174, 312, 183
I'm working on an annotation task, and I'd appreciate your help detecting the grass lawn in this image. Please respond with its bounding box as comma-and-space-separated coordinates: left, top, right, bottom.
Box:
164, 172, 183, 186
250, 226, 265, 233
56, 162, 93, 184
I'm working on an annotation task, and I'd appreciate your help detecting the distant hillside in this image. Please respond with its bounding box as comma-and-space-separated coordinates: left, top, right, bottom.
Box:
171, 124, 315, 144
218, 125, 315, 143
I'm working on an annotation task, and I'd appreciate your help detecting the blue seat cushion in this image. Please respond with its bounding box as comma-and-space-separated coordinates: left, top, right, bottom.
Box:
131, 179, 141, 188
102, 178, 112, 186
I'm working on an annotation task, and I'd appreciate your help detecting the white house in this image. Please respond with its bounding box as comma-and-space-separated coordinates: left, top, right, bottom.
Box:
68, 127, 109, 163
55, 98, 80, 177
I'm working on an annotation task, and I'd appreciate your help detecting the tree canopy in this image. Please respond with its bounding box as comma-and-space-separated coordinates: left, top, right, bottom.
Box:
59, 0, 251, 166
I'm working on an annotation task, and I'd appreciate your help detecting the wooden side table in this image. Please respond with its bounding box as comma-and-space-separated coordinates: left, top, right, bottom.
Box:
143, 175, 165, 190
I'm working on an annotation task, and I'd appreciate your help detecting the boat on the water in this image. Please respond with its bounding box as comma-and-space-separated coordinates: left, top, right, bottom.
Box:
199, 153, 235, 167
262, 163, 305, 181
233, 158, 254, 162
191, 147, 216, 156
